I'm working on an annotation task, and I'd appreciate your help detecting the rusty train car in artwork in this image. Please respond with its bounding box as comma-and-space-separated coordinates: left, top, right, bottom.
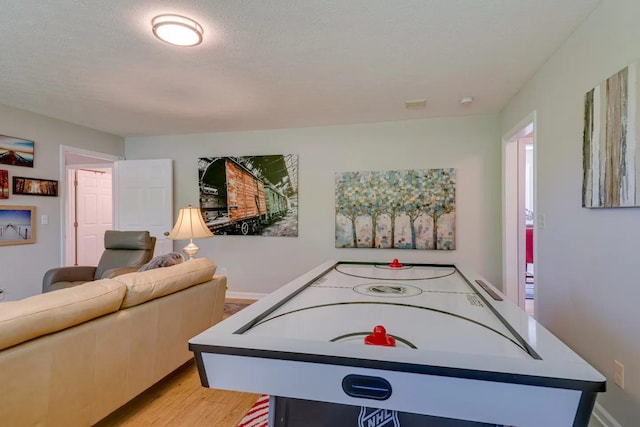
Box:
200, 157, 288, 234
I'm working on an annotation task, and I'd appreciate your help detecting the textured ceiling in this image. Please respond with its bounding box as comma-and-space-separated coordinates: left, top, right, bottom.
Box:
0, 1, 600, 137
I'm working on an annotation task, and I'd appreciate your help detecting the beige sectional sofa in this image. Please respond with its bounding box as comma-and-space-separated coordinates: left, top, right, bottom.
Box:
0, 257, 226, 427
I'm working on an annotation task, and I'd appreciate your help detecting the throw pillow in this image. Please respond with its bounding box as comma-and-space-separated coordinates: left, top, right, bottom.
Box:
138, 252, 185, 272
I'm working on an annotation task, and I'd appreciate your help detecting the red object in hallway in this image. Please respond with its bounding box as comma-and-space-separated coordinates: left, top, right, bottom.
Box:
525, 227, 534, 264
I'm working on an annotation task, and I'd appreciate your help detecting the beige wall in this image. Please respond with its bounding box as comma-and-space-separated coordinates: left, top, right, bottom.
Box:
126, 115, 502, 296
501, 0, 640, 423
0, 104, 124, 300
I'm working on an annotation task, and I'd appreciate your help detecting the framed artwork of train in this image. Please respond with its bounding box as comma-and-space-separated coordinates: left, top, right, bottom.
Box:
198, 154, 298, 236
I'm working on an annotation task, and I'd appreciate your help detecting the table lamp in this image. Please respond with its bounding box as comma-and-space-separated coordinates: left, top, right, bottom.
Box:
167, 205, 213, 259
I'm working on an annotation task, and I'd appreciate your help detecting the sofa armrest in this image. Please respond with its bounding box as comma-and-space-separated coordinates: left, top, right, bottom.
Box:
42, 266, 97, 293
101, 267, 140, 279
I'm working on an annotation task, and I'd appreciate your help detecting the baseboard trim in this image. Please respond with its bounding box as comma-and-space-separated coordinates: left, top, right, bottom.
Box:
592, 402, 622, 427
226, 290, 268, 300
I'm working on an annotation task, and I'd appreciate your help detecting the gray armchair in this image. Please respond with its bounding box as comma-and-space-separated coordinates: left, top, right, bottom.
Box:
43, 230, 156, 293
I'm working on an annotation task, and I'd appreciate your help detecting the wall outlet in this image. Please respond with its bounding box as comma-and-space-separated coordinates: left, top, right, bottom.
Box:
219, 267, 228, 276
614, 360, 624, 389
536, 213, 546, 229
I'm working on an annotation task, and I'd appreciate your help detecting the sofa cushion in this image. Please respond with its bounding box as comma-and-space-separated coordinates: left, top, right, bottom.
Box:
0, 279, 127, 351
118, 258, 217, 309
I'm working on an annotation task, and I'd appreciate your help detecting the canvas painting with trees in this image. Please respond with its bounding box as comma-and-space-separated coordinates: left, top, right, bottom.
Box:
335, 168, 455, 250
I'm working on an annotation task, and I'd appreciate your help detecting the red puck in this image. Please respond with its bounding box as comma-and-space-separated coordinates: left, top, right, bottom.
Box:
364, 325, 396, 347
389, 258, 403, 268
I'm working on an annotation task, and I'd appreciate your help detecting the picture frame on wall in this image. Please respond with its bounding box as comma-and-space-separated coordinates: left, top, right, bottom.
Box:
12, 176, 58, 197
0, 170, 8, 199
198, 154, 298, 236
0, 135, 34, 168
583, 60, 640, 208
335, 168, 456, 250
0, 205, 35, 246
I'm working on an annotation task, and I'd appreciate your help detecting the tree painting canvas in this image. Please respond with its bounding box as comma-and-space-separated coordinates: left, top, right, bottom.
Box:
583, 60, 640, 208
335, 168, 455, 250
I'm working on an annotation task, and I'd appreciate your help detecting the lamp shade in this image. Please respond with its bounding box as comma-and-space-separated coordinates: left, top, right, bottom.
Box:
167, 205, 213, 240
167, 205, 213, 259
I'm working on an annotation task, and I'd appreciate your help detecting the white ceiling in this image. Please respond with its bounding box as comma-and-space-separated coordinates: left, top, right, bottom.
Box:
0, 1, 600, 138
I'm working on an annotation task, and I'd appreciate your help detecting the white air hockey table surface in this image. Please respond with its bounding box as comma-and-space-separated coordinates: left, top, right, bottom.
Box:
189, 260, 606, 427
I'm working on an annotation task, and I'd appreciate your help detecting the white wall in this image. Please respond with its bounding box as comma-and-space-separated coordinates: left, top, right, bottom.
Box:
0, 104, 124, 300
126, 115, 502, 295
501, 0, 640, 423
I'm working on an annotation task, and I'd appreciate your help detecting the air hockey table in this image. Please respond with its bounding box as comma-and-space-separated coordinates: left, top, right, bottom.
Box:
189, 260, 606, 427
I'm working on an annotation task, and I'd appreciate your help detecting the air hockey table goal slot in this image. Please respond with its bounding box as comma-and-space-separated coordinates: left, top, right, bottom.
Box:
341, 374, 392, 400
475, 280, 503, 301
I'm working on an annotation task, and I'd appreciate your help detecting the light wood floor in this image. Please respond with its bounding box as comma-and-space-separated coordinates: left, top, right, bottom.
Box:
95, 359, 259, 427
96, 299, 259, 427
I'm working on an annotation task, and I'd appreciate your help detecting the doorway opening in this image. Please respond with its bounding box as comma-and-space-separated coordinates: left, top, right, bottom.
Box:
503, 114, 536, 316
59, 146, 120, 267
523, 141, 535, 315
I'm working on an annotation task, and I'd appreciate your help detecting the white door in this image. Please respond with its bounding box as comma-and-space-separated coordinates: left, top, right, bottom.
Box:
76, 169, 113, 265
114, 159, 173, 256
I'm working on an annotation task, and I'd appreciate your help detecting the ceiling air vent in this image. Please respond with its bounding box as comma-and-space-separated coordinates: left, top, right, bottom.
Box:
404, 99, 426, 110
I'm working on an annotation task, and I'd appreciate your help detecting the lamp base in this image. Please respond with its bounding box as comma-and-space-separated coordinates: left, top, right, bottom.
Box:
182, 242, 200, 260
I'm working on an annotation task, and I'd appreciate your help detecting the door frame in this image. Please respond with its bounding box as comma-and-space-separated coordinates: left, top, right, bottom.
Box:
59, 145, 122, 266
502, 112, 537, 309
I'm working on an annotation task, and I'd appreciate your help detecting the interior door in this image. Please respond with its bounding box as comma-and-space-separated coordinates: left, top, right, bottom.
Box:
76, 169, 113, 265
114, 159, 173, 256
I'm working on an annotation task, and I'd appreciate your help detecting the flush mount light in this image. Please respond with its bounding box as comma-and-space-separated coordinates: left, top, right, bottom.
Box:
152, 14, 203, 47
459, 96, 474, 105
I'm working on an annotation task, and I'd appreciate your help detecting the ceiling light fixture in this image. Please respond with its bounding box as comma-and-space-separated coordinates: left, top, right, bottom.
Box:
152, 14, 203, 47
459, 96, 474, 105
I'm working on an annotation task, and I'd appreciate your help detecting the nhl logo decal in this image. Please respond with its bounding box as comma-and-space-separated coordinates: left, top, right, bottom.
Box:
358, 407, 400, 427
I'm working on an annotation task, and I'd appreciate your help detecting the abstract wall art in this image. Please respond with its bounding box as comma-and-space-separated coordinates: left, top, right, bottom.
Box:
583, 61, 640, 208
335, 168, 455, 250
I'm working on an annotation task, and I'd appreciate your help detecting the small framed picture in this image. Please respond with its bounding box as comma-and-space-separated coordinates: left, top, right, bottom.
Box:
0, 205, 35, 246
13, 176, 58, 197
0, 170, 8, 199
0, 135, 34, 167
